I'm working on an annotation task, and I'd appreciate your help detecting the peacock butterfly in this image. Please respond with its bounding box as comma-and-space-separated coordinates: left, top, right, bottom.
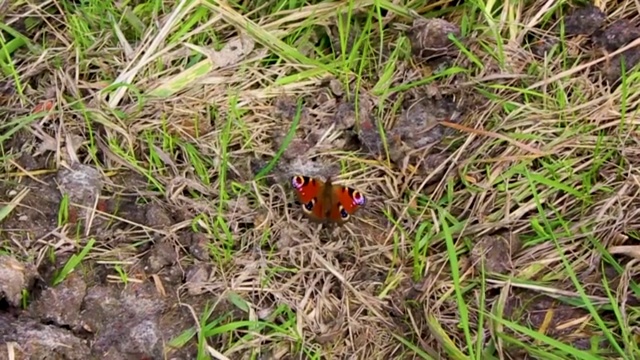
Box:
290, 175, 366, 225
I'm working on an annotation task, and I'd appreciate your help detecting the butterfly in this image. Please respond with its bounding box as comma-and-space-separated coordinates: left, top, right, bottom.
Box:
290, 175, 366, 225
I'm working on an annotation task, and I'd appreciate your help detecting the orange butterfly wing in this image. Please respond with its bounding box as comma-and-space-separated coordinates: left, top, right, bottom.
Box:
291, 175, 327, 222
327, 184, 366, 224
292, 175, 366, 225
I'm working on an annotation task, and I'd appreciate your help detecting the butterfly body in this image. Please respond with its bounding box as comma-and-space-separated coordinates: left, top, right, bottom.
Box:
291, 175, 366, 225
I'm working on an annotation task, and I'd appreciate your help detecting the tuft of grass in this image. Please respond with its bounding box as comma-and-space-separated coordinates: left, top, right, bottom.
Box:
53, 238, 96, 286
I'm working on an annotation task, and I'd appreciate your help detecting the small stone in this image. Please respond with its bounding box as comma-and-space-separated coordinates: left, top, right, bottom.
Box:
185, 264, 211, 296
145, 203, 174, 229
146, 241, 177, 273
188, 233, 211, 261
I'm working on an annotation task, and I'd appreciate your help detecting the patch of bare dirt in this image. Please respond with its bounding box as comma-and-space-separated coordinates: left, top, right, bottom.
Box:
0, 164, 242, 358
0, 312, 92, 360
0, 175, 61, 246
503, 290, 613, 353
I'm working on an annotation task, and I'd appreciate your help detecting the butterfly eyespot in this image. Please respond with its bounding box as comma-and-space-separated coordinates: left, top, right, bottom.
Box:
302, 199, 315, 213
291, 176, 305, 189
352, 190, 366, 205
340, 208, 349, 219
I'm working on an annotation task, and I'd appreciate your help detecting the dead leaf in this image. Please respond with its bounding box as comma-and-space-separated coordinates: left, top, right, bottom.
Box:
184, 35, 255, 69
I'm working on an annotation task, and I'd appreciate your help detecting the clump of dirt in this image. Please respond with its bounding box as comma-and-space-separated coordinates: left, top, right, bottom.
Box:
602, 48, 640, 84
559, 6, 640, 84
365, 94, 464, 185
184, 262, 212, 296
267, 93, 358, 183
145, 239, 178, 273
408, 18, 461, 61
0, 255, 38, 307
394, 95, 462, 149
332, 98, 364, 131
29, 272, 87, 330
470, 232, 523, 274
143, 202, 175, 229
269, 96, 318, 176
26, 273, 209, 359
83, 283, 168, 358
357, 114, 392, 160
0, 160, 236, 358
412, 152, 452, 181
525, 4, 640, 84
356, 92, 463, 165
593, 19, 640, 83
102, 197, 149, 230
593, 19, 640, 52
188, 232, 212, 261
0, 175, 61, 246
0, 312, 92, 359
563, 4, 606, 36
267, 62, 468, 195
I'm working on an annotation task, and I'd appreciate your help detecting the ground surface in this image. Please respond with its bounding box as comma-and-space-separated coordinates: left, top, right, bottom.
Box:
1, 0, 640, 359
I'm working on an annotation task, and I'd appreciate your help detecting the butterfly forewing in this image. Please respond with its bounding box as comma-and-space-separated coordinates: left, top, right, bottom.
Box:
291, 175, 326, 222
291, 175, 321, 204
